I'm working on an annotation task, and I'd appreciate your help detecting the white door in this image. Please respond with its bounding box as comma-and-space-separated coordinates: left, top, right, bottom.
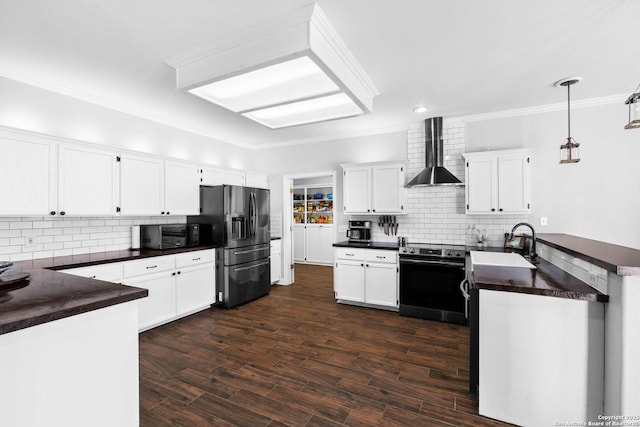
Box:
305, 226, 323, 263
365, 262, 398, 307
224, 170, 245, 186
372, 165, 404, 213
245, 172, 269, 189
120, 154, 164, 216
201, 167, 225, 186
334, 260, 365, 302
466, 157, 496, 213
270, 240, 282, 283
164, 161, 199, 215
175, 264, 215, 316
321, 225, 335, 264
58, 144, 119, 216
343, 166, 371, 213
0, 135, 56, 215
293, 224, 306, 262
498, 155, 530, 213
124, 271, 175, 331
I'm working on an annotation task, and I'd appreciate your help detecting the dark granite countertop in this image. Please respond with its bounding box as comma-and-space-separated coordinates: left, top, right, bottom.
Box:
537, 233, 640, 276
0, 245, 216, 335
333, 241, 400, 250
472, 255, 608, 303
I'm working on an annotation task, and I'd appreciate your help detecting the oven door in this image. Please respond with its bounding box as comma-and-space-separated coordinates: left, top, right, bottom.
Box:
399, 257, 466, 324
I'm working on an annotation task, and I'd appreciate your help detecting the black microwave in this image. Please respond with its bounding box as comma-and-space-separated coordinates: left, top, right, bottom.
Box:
140, 224, 201, 250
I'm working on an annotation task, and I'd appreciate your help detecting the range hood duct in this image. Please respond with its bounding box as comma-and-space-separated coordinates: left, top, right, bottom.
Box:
406, 117, 464, 187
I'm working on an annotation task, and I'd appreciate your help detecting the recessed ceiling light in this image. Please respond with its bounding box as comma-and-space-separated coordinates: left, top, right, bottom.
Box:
165, 3, 379, 129
413, 106, 429, 113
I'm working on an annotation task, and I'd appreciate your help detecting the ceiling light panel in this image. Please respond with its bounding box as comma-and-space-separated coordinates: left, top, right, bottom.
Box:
243, 93, 363, 129
188, 56, 340, 112
166, 3, 379, 129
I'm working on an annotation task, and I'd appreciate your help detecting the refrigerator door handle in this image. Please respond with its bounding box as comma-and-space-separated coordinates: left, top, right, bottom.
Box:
233, 247, 267, 255
233, 259, 270, 272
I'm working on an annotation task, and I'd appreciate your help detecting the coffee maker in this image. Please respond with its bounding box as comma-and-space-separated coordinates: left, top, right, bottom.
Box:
347, 220, 372, 242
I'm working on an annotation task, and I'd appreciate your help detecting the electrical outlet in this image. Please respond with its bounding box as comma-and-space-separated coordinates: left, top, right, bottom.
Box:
540, 216, 548, 226
23, 230, 38, 248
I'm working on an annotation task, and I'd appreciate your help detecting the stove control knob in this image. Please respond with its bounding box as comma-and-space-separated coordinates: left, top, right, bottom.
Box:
409, 248, 415, 254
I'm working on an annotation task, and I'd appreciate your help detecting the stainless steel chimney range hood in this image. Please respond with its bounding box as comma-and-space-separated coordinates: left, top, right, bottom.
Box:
406, 117, 464, 187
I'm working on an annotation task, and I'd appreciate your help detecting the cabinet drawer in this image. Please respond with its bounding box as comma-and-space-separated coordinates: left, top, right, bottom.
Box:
123, 255, 174, 278
175, 249, 215, 268
335, 248, 365, 261
62, 263, 122, 282
366, 250, 397, 264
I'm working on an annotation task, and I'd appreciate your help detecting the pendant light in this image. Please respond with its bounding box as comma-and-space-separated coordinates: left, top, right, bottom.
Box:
624, 83, 640, 130
555, 77, 582, 164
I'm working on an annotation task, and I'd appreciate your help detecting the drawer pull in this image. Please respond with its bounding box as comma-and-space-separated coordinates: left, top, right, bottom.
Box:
346, 253, 354, 257
146, 265, 158, 269
376, 256, 385, 259
192, 257, 201, 261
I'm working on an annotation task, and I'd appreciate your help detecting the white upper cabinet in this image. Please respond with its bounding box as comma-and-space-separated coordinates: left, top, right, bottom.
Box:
120, 153, 164, 216
463, 149, 532, 215
371, 164, 405, 214
343, 166, 371, 214
200, 167, 246, 187
342, 162, 406, 214
0, 130, 56, 216
245, 171, 269, 189
58, 144, 120, 216
164, 161, 199, 216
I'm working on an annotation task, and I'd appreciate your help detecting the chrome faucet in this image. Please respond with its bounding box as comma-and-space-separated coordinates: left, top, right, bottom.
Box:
511, 222, 537, 261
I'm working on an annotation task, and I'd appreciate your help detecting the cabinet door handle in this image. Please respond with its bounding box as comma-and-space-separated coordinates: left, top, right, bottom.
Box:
491, 208, 495, 212
366, 264, 369, 267
499, 208, 503, 212
50, 211, 56, 216
161, 211, 165, 215
60, 211, 66, 215
360, 263, 364, 267
146, 265, 158, 269
177, 271, 181, 275
166, 211, 170, 215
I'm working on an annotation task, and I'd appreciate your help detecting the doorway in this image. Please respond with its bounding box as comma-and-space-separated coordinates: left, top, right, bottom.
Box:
281, 171, 336, 285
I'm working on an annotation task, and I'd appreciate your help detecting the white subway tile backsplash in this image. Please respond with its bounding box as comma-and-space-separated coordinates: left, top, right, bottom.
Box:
0, 215, 187, 260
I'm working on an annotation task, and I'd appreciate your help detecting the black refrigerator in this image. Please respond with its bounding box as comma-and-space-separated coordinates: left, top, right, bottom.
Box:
188, 185, 270, 308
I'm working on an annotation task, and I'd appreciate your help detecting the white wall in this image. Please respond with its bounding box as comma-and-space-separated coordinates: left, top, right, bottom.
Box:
466, 101, 640, 249
256, 131, 408, 237
0, 76, 250, 168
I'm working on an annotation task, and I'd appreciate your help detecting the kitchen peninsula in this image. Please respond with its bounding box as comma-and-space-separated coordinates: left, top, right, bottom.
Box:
471, 233, 640, 426
0, 246, 211, 427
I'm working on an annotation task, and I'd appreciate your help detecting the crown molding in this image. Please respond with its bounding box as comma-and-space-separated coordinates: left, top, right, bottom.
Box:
457, 94, 627, 123
251, 123, 408, 150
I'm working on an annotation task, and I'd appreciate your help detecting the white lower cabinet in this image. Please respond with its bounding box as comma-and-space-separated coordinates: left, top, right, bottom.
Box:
294, 224, 334, 265
270, 239, 282, 284
126, 268, 176, 331
334, 248, 398, 309
61, 249, 215, 332
174, 250, 216, 316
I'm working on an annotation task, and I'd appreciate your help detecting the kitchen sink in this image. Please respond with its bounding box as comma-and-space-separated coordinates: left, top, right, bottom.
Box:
470, 251, 536, 269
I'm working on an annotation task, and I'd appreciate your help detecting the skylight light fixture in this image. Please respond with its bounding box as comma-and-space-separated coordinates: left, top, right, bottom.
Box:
165, 3, 379, 129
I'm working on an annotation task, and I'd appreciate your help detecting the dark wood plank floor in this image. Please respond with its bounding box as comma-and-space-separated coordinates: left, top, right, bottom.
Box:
139, 263, 513, 426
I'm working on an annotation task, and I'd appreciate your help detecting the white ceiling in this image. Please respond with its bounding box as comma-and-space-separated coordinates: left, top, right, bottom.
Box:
1, 0, 638, 149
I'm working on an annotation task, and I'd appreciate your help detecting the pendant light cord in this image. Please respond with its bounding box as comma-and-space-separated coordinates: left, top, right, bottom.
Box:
567, 83, 571, 140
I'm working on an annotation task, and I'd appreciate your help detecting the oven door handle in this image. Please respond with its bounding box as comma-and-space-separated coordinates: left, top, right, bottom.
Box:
399, 258, 464, 269
460, 278, 470, 319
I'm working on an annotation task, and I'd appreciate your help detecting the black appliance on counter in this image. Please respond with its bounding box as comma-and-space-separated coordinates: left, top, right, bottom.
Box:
140, 223, 201, 250
398, 243, 467, 325
188, 185, 270, 308
346, 220, 372, 242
